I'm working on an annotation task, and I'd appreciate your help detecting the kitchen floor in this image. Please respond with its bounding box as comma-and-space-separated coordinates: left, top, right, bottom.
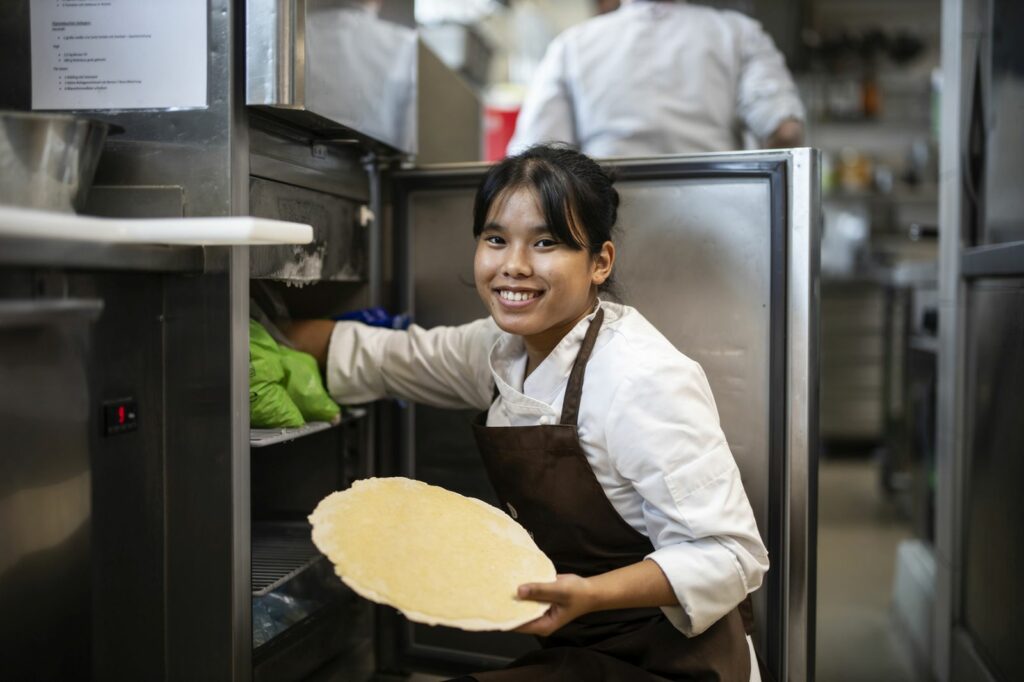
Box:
816, 457, 915, 682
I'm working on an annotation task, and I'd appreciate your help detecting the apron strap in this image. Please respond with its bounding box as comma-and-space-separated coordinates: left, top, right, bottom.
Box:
559, 306, 605, 427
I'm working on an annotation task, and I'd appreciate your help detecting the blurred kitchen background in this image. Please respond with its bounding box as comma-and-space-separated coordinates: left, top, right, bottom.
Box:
413, 0, 946, 680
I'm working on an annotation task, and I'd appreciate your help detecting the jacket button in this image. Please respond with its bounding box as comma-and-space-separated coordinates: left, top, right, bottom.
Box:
507, 502, 518, 519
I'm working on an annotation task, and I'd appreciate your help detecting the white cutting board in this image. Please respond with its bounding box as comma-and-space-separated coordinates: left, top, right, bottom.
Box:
0, 205, 313, 245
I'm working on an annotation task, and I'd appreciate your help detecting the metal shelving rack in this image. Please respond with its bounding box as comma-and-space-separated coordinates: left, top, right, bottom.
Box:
250, 408, 368, 448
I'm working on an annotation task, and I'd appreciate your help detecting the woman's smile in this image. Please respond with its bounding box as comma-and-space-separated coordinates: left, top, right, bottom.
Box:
495, 287, 544, 307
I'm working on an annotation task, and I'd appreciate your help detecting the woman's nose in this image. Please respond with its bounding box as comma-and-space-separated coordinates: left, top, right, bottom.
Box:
502, 245, 532, 277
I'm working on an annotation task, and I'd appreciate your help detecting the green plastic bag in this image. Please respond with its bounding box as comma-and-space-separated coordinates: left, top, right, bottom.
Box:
249, 320, 304, 428
279, 344, 341, 423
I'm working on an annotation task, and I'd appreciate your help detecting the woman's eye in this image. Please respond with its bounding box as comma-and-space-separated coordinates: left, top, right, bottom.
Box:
484, 235, 505, 245
535, 238, 558, 248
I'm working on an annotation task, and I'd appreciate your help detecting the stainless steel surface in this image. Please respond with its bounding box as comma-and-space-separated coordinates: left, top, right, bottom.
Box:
247, 0, 305, 109
0, 297, 103, 327
0, 110, 116, 213
392, 149, 818, 680
980, 0, 1024, 245
249, 116, 370, 202
420, 22, 492, 87
417, 40, 482, 164
786, 147, 820, 682
0, 266, 244, 679
951, 628, 1000, 682
614, 176, 772, 532
961, 241, 1024, 277
230, 244, 252, 682
958, 278, 1024, 682
0, 236, 206, 272
365, 153, 384, 307
252, 421, 334, 447
84, 185, 186, 219
937, 0, 981, 680
85, 270, 172, 678
247, 0, 418, 154
0, 287, 97, 679
249, 177, 365, 282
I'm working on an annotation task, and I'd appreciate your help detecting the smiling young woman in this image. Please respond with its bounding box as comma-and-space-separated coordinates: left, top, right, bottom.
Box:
287, 144, 768, 682
474, 187, 614, 376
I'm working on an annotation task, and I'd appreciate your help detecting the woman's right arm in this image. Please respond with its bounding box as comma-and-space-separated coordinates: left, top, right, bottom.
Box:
285, 317, 500, 411
283, 319, 336, 369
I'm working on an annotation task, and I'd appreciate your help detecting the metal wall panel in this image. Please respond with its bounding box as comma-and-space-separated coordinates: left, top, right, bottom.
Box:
959, 278, 1024, 682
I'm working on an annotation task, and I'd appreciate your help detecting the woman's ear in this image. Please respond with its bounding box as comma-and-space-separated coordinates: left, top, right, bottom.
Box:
592, 241, 616, 285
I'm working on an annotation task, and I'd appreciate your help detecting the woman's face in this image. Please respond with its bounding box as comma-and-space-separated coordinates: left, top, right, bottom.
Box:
474, 187, 614, 352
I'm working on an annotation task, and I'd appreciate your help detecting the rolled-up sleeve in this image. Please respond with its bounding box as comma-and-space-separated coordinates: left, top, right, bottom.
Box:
734, 15, 805, 141
605, 358, 769, 636
325, 317, 500, 411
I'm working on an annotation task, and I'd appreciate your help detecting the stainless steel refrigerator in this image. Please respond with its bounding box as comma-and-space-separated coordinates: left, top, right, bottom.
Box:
376, 150, 820, 682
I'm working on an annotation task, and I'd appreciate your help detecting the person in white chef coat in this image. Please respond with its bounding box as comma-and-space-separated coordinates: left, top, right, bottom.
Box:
286, 143, 768, 681
508, 0, 805, 157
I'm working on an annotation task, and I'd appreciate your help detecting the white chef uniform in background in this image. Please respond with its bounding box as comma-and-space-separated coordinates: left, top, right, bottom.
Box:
508, 0, 806, 157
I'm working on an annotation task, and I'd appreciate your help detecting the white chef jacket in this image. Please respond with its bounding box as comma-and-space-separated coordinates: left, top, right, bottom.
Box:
508, 0, 806, 157
326, 300, 769, 645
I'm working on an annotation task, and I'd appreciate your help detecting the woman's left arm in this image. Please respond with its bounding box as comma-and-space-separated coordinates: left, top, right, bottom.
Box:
598, 359, 770, 637
515, 559, 676, 636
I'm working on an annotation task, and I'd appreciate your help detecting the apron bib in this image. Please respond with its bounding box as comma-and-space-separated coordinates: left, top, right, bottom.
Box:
467, 308, 751, 681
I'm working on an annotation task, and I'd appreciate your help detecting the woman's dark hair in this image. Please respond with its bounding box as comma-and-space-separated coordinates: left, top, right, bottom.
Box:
472, 143, 620, 291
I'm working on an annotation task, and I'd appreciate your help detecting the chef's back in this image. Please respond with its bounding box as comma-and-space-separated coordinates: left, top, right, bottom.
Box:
508, 0, 806, 157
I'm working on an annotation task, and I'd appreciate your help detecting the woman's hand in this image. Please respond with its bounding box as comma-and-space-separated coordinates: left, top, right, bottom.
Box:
513, 560, 679, 637
279, 319, 336, 369
514, 574, 596, 636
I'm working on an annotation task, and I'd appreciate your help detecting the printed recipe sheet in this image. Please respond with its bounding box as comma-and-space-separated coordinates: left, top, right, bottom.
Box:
31, 0, 207, 110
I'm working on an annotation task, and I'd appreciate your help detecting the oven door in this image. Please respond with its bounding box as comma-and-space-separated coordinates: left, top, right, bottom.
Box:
378, 149, 819, 682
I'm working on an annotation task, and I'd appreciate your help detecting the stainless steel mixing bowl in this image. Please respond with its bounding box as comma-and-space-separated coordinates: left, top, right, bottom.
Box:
0, 110, 120, 213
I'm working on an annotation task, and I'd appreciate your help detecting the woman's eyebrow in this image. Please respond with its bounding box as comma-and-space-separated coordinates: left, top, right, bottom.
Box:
482, 223, 551, 234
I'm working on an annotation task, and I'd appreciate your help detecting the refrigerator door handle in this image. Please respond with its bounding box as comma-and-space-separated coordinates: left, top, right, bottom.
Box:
0, 298, 104, 328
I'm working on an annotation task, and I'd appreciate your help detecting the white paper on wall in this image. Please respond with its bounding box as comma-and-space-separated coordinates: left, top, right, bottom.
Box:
30, 0, 207, 111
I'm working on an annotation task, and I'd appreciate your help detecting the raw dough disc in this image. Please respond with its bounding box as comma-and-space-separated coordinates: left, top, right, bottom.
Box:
309, 477, 555, 631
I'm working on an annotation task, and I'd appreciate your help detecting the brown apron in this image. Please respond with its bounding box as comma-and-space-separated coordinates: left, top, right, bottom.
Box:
466, 308, 751, 681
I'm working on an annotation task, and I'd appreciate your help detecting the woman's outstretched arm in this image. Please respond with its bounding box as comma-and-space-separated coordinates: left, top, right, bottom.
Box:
282, 319, 336, 369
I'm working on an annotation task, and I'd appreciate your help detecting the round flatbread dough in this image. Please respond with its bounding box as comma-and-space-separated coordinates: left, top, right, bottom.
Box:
309, 477, 555, 631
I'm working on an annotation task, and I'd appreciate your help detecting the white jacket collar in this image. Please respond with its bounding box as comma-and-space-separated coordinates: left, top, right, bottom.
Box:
488, 300, 619, 411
